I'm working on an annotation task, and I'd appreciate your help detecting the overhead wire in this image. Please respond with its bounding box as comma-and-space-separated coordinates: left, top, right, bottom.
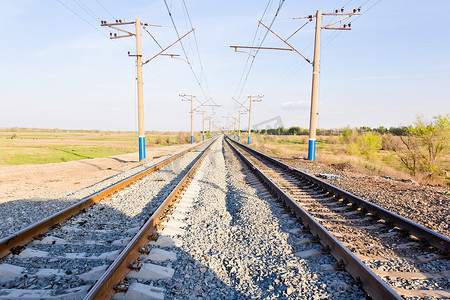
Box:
233, 0, 287, 104
72, 0, 100, 21
181, 0, 214, 104
162, 0, 211, 102
94, 0, 115, 19
232, 0, 274, 104
56, 0, 131, 51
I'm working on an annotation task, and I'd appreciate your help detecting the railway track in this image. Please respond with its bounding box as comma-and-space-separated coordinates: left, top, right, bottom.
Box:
225, 136, 450, 299
1, 135, 448, 299
0, 138, 217, 299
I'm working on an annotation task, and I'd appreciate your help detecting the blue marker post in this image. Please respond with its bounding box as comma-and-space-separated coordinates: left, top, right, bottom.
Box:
307, 139, 315, 161
139, 136, 146, 160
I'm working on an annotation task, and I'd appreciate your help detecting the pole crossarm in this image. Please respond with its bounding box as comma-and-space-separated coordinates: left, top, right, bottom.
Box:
232, 97, 249, 112
248, 95, 263, 102
230, 46, 292, 57
258, 21, 312, 64
228, 113, 238, 121
322, 12, 360, 30
143, 28, 195, 65
193, 98, 221, 112
179, 94, 195, 101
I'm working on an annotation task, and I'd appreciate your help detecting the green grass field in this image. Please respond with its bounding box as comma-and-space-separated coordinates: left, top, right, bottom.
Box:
0, 128, 200, 165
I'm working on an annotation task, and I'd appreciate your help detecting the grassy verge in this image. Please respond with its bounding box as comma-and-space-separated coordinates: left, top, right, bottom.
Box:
0, 129, 203, 165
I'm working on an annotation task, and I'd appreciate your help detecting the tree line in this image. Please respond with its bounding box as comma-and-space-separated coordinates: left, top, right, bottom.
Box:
253, 126, 409, 136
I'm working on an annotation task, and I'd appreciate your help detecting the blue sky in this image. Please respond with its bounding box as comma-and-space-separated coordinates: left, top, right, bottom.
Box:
1, 0, 449, 132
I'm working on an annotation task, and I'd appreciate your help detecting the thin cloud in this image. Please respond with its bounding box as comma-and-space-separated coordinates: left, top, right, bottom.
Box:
282, 100, 309, 110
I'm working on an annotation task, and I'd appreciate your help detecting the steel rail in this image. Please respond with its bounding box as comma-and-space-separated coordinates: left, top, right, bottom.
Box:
84, 137, 218, 299
0, 139, 212, 259
226, 136, 450, 253
225, 136, 403, 299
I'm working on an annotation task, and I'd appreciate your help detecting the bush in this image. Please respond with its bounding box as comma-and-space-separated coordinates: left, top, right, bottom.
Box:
382, 134, 401, 151
339, 126, 357, 144
356, 132, 382, 159
347, 143, 360, 156
397, 114, 450, 176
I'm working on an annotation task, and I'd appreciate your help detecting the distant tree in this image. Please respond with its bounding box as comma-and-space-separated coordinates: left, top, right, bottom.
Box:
374, 126, 387, 134
339, 126, 355, 144
287, 126, 301, 135
388, 126, 409, 136
359, 126, 372, 133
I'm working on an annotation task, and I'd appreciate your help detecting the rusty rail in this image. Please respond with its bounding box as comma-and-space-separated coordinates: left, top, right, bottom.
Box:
84, 137, 218, 299
0, 139, 213, 259
226, 136, 403, 299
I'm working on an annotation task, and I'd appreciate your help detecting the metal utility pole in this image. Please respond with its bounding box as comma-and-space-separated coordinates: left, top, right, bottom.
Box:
231, 9, 359, 159
101, 19, 146, 160
193, 98, 220, 140
227, 114, 239, 139
307, 9, 360, 160
101, 19, 195, 161
180, 94, 195, 144
247, 95, 263, 144
197, 111, 205, 141
308, 10, 322, 161
237, 110, 247, 141
135, 19, 145, 160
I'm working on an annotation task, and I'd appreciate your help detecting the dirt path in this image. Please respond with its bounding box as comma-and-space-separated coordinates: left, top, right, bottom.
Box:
0, 144, 189, 203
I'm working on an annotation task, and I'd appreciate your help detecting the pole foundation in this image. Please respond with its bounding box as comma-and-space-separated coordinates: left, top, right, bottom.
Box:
307, 139, 316, 161
139, 136, 146, 161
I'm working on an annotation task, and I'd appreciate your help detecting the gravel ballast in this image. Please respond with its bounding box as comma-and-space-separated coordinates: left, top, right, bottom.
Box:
0, 142, 212, 295
270, 155, 450, 238
0, 143, 203, 239
149, 137, 366, 299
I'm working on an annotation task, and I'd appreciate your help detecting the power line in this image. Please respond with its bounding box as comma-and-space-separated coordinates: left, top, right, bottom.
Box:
72, 0, 100, 21
56, 0, 130, 51
181, 0, 212, 99
94, 0, 115, 19
162, 0, 211, 101
233, 0, 287, 103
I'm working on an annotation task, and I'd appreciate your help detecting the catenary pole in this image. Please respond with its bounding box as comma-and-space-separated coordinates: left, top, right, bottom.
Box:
248, 96, 252, 144
308, 10, 322, 161
238, 111, 241, 141
135, 18, 146, 160
247, 95, 263, 144
202, 111, 205, 141
190, 95, 194, 143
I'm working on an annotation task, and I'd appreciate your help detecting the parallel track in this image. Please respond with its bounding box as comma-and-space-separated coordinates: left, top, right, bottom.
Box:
226, 136, 450, 299
85, 137, 217, 299
0, 138, 216, 299
0, 139, 211, 259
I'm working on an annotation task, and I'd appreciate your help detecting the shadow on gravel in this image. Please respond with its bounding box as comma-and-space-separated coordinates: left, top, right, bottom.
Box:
0, 198, 81, 239
0, 144, 248, 299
